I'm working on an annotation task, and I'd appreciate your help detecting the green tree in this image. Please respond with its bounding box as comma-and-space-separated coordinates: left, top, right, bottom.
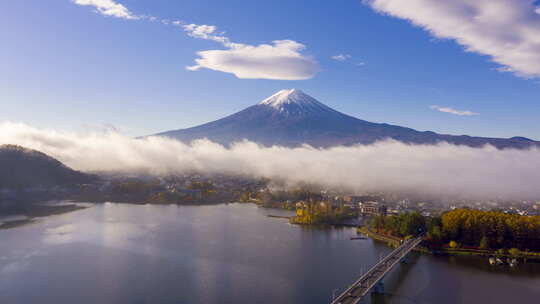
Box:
429, 225, 442, 242
370, 216, 384, 231
508, 248, 521, 257
398, 212, 426, 236
479, 236, 490, 250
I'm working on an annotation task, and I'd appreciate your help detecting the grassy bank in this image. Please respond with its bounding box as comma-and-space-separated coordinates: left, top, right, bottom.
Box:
357, 226, 401, 247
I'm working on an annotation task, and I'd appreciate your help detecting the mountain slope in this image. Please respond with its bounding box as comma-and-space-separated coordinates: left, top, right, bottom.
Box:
0, 145, 97, 189
156, 89, 539, 149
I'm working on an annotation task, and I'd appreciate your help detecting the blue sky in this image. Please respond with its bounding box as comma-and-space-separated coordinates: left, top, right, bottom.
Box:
2, 0, 540, 139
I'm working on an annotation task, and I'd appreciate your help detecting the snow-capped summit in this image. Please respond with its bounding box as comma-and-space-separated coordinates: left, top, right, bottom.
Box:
258, 89, 333, 115
259, 89, 310, 106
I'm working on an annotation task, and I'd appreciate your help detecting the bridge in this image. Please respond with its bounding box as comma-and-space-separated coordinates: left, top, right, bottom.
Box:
330, 235, 424, 304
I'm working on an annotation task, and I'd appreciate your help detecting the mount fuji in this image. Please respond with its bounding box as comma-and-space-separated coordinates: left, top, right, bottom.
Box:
155, 89, 538, 149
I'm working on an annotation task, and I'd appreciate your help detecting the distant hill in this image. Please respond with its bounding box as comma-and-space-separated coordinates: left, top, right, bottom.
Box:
0, 145, 97, 190
155, 89, 539, 149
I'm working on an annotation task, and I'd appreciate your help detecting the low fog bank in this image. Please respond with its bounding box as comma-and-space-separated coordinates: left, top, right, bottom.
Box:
1, 122, 539, 200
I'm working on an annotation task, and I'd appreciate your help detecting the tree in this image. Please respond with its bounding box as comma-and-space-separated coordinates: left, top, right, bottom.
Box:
479, 236, 490, 250
441, 209, 540, 251
429, 225, 442, 239
508, 248, 521, 257
239, 192, 250, 202
370, 216, 384, 232
398, 212, 426, 237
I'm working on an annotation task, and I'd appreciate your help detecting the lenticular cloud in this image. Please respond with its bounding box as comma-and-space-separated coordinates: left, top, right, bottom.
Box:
182, 24, 320, 80
1, 121, 540, 200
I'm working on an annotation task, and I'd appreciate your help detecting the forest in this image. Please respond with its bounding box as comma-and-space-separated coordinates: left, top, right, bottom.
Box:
370, 208, 540, 252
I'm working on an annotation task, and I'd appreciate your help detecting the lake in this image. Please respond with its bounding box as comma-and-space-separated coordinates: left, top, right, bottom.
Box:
1, 203, 539, 304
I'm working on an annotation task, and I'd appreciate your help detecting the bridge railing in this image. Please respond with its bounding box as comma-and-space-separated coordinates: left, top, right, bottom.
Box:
330, 235, 423, 304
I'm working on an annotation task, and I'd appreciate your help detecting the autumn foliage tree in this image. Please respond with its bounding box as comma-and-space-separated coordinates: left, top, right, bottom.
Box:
441, 209, 540, 251
370, 208, 540, 252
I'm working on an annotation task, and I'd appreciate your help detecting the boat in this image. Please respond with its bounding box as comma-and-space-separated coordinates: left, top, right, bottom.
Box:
509, 258, 518, 267
350, 235, 368, 240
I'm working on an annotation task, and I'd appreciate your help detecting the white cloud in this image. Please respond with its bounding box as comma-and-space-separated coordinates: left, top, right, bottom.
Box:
332, 54, 366, 67
73, 0, 138, 19
181, 24, 230, 45
2, 122, 540, 200
364, 0, 540, 78
182, 23, 320, 80
186, 40, 320, 80
430, 105, 478, 116
331, 54, 351, 61
69, 2, 319, 80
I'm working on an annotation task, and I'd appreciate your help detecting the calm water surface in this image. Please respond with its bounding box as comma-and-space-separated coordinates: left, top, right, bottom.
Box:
1, 203, 539, 304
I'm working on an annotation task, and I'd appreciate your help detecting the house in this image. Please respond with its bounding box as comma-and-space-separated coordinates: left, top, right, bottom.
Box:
359, 201, 387, 216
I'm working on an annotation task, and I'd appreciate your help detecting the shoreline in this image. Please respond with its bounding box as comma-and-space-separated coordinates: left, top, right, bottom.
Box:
0, 203, 88, 230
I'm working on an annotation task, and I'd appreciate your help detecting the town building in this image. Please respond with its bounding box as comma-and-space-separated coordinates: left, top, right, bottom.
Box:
359, 201, 387, 216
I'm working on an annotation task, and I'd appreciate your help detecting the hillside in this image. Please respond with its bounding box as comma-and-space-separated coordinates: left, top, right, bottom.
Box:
0, 144, 97, 190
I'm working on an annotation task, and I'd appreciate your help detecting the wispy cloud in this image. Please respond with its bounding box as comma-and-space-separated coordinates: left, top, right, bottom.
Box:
71, 2, 319, 80
72, 0, 138, 20
364, 0, 540, 79
430, 105, 478, 116
331, 54, 351, 61
181, 23, 320, 80
331, 54, 366, 67
181, 23, 232, 45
